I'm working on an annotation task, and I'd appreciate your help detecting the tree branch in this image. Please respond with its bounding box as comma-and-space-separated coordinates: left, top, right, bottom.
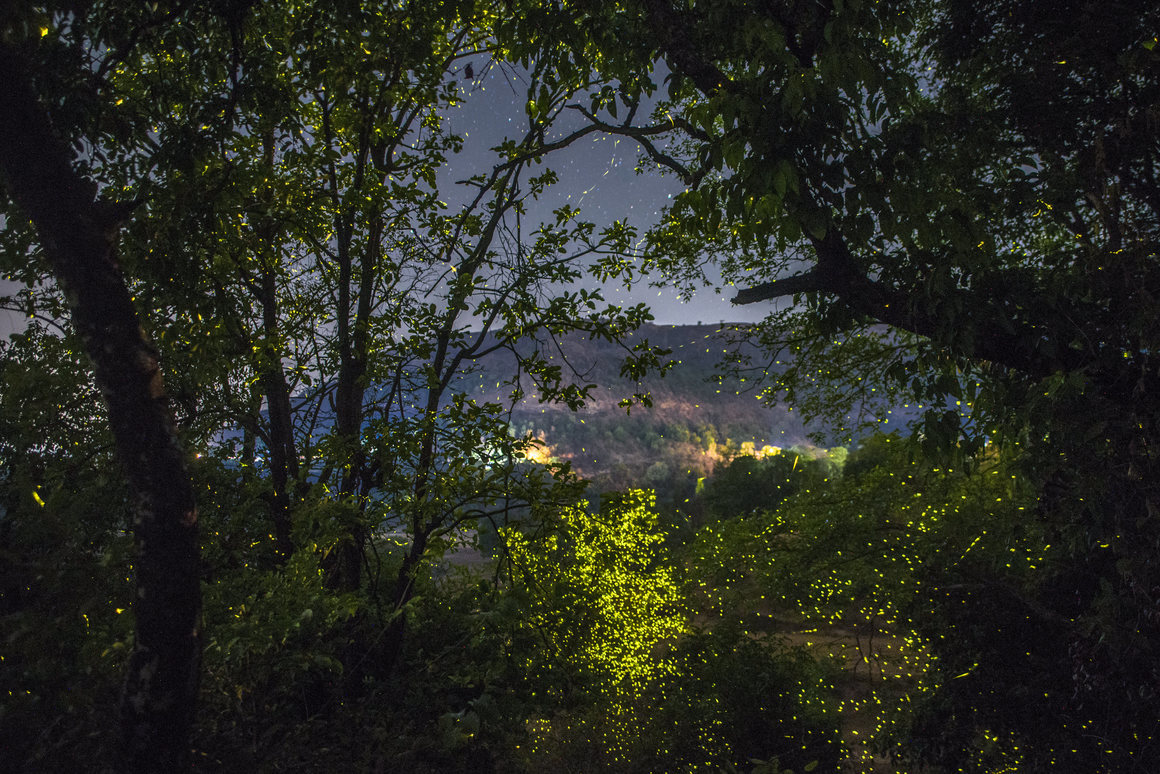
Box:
568, 103, 709, 186
733, 229, 1089, 379
731, 269, 833, 304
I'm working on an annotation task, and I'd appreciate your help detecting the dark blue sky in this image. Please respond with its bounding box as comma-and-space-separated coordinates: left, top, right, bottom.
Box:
1, 62, 775, 340
443, 62, 771, 326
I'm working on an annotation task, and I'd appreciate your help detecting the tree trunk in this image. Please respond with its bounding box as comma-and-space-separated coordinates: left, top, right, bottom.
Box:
322, 216, 380, 591
253, 130, 298, 560
0, 46, 201, 772
257, 262, 298, 560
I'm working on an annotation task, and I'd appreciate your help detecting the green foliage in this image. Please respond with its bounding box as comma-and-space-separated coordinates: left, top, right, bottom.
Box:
508, 0, 1160, 767
688, 433, 1119, 771
498, 490, 688, 768
4, 0, 663, 765
494, 488, 845, 773
0, 477, 132, 772
193, 562, 514, 772
0, 327, 131, 772
701, 450, 828, 521
503, 490, 686, 697
635, 625, 842, 774
196, 547, 362, 758
7, 1, 1160, 770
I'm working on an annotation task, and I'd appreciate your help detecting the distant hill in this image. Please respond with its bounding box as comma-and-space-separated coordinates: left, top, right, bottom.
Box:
456, 323, 848, 499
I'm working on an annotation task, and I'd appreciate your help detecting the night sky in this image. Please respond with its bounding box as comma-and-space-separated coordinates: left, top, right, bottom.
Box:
0, 61, 774, 339
443, 62, 771, 326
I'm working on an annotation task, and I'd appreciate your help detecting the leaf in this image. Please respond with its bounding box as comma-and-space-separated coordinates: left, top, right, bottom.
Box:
723, 138, 746, 170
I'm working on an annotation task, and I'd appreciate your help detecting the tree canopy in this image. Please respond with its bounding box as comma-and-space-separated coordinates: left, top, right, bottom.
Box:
2, 1, 1158, 771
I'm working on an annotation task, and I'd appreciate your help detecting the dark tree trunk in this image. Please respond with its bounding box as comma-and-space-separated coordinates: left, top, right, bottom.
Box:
254, 130, 298, 560
0, 46, 201, 772
322, 216, 380, 591
257, 263, 298, 560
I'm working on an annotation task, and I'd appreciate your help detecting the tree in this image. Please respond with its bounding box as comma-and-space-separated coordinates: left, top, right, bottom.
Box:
689, 433, 1048, 771
2, 3, 665, 766
500, 489, 687, 765
12, 0, 1155, 768
109, 0, 663, 687
510, 0, 1160, 768
700, 450, 823, 520
0, 5, 231, 768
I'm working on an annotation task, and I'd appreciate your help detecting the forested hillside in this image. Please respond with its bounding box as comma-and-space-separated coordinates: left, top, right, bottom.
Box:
475, 324, 810, 469
2, 1, 1158, 773
463, 322, 922, 506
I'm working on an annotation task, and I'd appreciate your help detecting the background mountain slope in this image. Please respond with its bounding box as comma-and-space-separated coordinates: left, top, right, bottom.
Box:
459, 323, 917, 500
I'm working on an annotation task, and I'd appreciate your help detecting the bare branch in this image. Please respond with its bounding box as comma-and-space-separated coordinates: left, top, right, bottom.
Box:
731, 269, 832, 304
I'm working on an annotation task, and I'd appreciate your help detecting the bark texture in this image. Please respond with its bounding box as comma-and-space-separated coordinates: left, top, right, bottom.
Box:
0, 44, 201, 772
